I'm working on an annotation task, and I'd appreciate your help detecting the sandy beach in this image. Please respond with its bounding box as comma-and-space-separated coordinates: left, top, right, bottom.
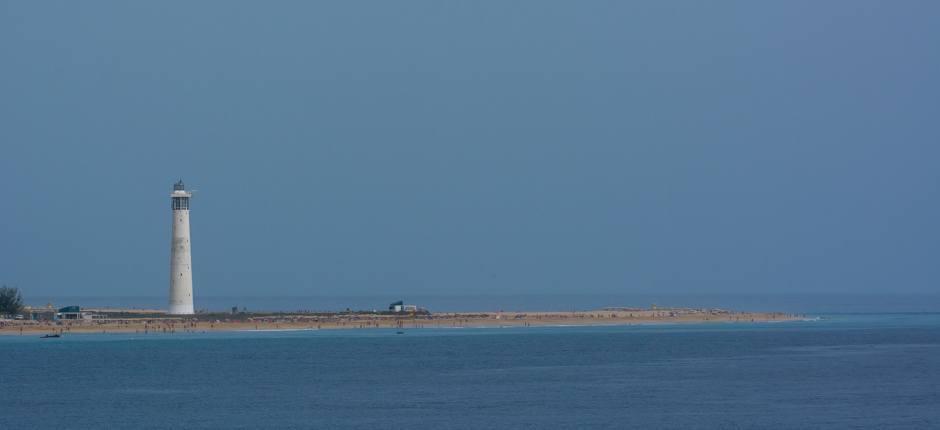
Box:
0, 308, 800, 335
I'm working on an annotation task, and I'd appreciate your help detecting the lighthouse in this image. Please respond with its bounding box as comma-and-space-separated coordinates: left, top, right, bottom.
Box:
168, 179, 195, 314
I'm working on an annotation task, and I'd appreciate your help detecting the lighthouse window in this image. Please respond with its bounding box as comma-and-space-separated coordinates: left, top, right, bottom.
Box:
172, 197, 190, 210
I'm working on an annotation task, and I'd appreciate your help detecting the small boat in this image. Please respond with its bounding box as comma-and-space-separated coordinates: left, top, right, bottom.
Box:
40, 334, 61, 339
396, 331, 405, 335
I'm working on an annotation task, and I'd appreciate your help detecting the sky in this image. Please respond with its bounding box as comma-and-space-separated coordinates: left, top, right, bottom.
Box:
1, 1, 938, 299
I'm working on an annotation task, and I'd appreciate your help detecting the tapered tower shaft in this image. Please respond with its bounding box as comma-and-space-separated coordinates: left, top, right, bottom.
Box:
169, 180, 194, 314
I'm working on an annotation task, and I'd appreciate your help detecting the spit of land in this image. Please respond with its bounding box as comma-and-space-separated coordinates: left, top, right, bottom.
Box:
0, 308, 801, 335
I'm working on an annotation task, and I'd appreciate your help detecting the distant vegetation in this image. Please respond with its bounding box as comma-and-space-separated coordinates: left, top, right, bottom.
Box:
0, 286, 24, 315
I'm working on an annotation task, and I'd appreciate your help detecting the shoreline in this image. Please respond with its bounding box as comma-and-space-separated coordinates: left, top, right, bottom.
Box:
0, 308, 802, 336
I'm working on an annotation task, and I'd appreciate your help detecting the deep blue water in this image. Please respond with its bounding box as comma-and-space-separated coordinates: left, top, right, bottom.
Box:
3, 314, 939, 429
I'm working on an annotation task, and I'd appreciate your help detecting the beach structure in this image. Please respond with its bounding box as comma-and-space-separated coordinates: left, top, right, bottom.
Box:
168, 180, 195, 314
24, 305, 56, 321
388, 300, 418, 313
55, 306, 101, 320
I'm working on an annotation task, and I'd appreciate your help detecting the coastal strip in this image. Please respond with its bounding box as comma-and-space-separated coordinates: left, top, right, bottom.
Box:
1, 307, 801, 335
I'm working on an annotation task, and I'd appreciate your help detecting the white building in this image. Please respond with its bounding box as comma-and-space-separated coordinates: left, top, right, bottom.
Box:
168, 180, 195, 315
388, 301, 419, 313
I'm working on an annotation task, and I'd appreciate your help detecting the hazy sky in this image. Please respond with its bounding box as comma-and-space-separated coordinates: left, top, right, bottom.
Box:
2, 1, 938, 298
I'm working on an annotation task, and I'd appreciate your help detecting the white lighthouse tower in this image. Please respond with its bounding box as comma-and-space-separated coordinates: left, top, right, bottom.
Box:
168, 179, 195, 315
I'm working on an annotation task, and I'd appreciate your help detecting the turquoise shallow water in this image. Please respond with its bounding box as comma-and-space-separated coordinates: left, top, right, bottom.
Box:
3, 314, 939, 429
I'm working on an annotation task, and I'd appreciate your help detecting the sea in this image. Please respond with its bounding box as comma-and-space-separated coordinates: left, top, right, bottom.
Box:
2, 312, 939, 429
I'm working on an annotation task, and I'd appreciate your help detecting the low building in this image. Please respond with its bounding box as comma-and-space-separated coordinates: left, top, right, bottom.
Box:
388, 301, 420, 313
56, 306, 102, 321
25, 306, 57, 321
